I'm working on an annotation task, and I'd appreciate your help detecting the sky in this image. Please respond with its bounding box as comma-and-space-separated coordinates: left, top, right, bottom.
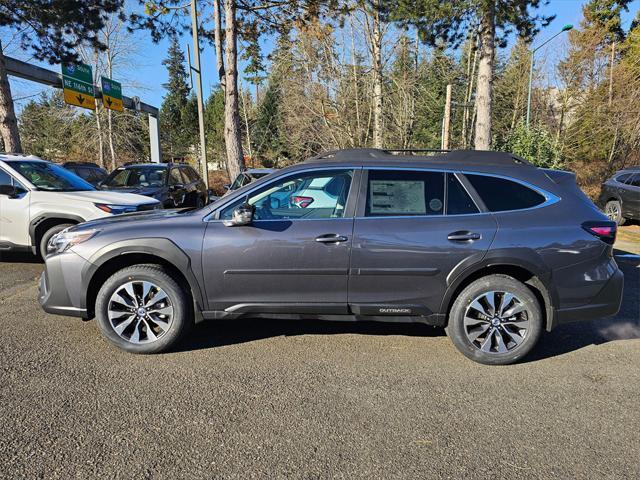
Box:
4, 0, 640, 113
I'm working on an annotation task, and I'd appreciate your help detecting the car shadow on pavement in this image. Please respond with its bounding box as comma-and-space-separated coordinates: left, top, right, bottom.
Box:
527, 254, 640, 362
0, 251, 41, 263
181, 318, 444, 352
178, 254, 640, 362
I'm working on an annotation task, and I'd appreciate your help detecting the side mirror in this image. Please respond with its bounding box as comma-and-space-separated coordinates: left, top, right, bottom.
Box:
170, 183, 185, 191
0, 185, 22, 198
223, 202, 255, 227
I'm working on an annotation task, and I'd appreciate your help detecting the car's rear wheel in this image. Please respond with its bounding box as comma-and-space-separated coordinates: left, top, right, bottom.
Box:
446, 274, 542, 365
39, 223, 73, 260
604, 200, 626, 225
95, 264, 192, 354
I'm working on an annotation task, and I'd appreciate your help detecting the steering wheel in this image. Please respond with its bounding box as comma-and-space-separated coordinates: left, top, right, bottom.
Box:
254, 202, 275, 220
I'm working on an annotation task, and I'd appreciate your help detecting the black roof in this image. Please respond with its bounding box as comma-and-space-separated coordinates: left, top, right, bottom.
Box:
304, 148, 532, 168
62, 161, 104, 168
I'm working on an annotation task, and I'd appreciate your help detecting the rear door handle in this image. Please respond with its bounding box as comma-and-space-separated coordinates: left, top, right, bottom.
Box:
447, 231, 481, 242
315, 234, 348, 243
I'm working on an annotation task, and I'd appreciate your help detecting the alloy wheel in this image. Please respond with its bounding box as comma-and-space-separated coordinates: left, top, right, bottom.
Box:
605, 202, 620, 222
463, 291, 530, 354
107, 281, 174, 344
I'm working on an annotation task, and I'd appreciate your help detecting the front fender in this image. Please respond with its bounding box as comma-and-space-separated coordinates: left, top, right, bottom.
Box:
80, 237, 206, 312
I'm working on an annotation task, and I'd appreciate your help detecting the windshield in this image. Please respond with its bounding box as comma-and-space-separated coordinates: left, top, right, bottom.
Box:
103, 166, 167, 188
9, 161, 95, 192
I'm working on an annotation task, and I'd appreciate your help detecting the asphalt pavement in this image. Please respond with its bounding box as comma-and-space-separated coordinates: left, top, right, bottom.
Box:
0, 245, 638, 479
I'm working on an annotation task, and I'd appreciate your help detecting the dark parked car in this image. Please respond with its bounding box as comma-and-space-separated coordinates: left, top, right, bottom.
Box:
99, 162, 208, 208
225, 168, 277, 194
39, 149, 623, 365
598, 166, 640, 225
62, 162, 108, 186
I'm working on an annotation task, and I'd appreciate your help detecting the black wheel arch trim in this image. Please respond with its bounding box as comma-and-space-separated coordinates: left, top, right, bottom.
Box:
81, 237, 206, 313
439, 249, 559, 331
29, 213, 85, 246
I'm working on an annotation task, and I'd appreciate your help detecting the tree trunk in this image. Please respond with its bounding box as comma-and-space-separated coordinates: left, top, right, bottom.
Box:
474, 2, 495, 151
213, 0, 226, 91
0, 46, 22, 152
371, 1, 383, 149
223, 0, 245, 179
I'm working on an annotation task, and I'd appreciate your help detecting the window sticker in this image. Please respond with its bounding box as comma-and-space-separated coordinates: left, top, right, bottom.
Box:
369, 180, 426, 214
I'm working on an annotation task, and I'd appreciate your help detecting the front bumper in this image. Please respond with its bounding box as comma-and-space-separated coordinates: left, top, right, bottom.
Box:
38, 250, 90, 318
554, 267, 624, 326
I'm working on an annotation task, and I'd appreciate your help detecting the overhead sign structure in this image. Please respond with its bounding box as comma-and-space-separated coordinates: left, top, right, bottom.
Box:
101, 76, 124, 111
62, 63, 95, 110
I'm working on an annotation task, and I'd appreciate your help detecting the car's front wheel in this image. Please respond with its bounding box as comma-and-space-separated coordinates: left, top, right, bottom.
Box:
95, 265, 192, 353
446, 274, 542, 365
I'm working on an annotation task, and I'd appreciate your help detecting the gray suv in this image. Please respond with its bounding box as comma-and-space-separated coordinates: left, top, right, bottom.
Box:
38, 149, 624, 365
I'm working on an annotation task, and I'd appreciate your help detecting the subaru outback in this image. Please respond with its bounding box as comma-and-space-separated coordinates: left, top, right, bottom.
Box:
38, 149, 623, 365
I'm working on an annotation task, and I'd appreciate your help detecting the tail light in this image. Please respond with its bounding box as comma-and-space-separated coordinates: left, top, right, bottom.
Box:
292, 195, 314, 208
582, 221, 617, 245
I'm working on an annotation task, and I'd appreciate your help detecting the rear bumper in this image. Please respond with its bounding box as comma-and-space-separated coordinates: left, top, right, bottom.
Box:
38, 250, 89, 318
554, 267, 624, 326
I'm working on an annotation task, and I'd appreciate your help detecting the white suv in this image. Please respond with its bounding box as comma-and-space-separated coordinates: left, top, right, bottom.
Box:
0, 154, 160, 258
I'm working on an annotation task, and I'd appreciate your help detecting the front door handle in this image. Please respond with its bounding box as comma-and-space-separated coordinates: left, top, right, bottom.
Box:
447, 231, 481, 242
315, 234, 348, 243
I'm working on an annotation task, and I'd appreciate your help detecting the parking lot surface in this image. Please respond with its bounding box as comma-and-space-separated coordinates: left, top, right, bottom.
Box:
1, 234, 639, 479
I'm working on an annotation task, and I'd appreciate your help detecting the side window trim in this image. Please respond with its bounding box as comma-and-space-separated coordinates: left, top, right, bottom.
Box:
207, 166, 363, 221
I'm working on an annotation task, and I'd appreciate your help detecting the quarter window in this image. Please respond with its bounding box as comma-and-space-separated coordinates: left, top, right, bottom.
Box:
465, 174, 546, 212
628, 174, 640, 187
220, 169, 354, 220
365, 170, 445, 217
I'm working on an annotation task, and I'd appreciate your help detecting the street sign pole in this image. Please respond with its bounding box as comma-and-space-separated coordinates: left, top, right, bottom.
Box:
190, 0, 209, 188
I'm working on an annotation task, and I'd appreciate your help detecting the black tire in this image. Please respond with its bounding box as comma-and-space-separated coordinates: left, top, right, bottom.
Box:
39, 223, 73, 260
95, 264, 193, 354
604, 200, 626, 226
446, 274, 543, 365
196, 195, 205, 208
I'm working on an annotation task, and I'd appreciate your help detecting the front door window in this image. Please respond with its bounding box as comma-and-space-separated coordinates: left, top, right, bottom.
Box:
221, 169, 354, 221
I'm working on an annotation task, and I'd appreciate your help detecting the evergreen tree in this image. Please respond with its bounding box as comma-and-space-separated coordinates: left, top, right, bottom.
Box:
160, 37, 192, 159
243, 39, 267, 102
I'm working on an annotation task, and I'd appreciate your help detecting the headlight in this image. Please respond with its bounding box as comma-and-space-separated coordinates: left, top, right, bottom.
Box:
95, 203, 139, 215
47, 228, 99, 255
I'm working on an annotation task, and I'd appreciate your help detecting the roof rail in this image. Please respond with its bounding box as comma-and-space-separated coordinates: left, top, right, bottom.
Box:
384, 149, 451, 155
305, 148, 533, 167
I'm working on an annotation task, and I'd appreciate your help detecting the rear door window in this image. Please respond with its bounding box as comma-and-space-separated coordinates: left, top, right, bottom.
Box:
628, 174, 640, 187
465, 174, 546, 212
365, 170, 444, 217
447, 174, 479, 215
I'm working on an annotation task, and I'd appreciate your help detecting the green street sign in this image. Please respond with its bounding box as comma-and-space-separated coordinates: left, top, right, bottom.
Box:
62, 62, 95, 110
62, 63, 93, 85
101, 77, 123, 111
